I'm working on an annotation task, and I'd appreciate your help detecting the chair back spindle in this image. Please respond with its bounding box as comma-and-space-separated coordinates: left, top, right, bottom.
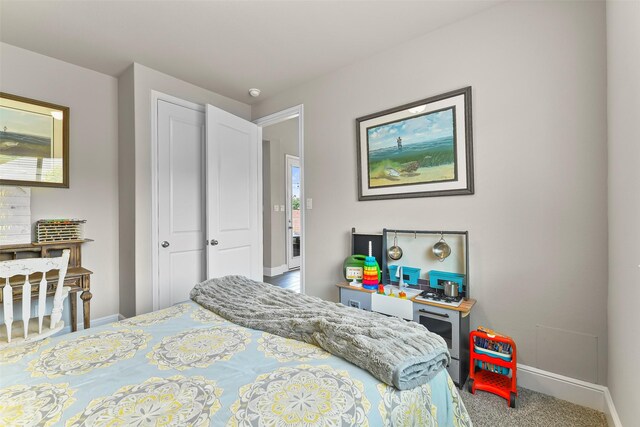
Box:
0, 250, 71, 346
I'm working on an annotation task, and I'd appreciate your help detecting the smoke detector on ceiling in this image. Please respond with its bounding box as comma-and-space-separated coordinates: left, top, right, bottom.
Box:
248, 88, 261, 97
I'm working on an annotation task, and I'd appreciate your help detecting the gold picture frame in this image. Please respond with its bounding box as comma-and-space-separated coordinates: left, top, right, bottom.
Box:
0, 92, 69, 188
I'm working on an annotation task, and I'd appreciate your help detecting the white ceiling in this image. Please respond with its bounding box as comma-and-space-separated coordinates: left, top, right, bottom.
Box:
0, 0, 501, 104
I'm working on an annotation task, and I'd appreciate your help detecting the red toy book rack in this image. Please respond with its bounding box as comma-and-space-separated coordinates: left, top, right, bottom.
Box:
468, 329, 518, 408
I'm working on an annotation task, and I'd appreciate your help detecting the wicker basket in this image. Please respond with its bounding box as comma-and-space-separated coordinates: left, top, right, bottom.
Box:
36, 219, 86, 243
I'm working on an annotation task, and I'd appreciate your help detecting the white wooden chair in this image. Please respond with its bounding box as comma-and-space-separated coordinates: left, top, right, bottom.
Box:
0, 249, 71, 346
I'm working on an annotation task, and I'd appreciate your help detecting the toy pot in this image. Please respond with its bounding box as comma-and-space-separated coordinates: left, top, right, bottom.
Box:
443, 281, 459, 297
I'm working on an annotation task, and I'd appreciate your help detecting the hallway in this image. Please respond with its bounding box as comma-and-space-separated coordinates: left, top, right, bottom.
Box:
263, 269, 300, 292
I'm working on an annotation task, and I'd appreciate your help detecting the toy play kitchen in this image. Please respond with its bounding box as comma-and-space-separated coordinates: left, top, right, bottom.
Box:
337, 227, 476, 387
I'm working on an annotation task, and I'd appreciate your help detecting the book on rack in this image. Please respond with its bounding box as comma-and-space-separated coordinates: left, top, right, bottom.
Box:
475, 326, 513, 355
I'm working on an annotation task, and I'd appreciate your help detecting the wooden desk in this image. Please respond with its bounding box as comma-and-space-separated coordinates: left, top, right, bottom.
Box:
0, 240, 93, 331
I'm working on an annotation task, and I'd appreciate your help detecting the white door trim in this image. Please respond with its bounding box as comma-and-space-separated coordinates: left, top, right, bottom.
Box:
285, 154, 301, 270
254, 105, 305, 294
150, 90, 204, 311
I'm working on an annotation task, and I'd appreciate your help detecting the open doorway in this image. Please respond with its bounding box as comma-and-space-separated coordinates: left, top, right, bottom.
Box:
256, 107, 304, 293
285, 154, 301, 270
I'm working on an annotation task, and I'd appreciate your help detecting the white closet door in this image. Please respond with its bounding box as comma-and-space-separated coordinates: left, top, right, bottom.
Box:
206, 104, 262, 281
157, 100, 206, 308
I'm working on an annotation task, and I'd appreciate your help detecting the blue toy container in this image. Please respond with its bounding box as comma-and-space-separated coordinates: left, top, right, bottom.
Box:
428, 270, 465, 293
388, 265, 421, 286
474, 346, 512, 375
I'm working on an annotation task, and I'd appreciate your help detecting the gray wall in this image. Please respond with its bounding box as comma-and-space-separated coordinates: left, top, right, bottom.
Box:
262, 118, 299, 270
606, 0, 640, 424
119, 63, 251, 316
117, 65, 136, 318
253, 1, 609, 384
0, 42, 120, 320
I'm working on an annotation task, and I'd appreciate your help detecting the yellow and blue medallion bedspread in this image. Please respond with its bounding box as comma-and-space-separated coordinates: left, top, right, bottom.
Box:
0, 301, 472, 426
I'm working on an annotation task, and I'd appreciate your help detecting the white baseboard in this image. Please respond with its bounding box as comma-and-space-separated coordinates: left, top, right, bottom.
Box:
263, 264, 287, 277
517, 363, 606, 411
604, 388, 623, 427
517, 363, 622, 426
59, 313, 122, 334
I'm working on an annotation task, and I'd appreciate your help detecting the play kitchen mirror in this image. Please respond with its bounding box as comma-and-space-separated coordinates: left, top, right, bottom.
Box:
382, 228, 470, 307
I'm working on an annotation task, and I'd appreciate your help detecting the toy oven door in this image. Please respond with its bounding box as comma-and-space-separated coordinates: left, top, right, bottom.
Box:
416, 307, 459, 359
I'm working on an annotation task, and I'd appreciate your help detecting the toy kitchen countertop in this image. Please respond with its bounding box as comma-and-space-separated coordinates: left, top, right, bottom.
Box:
336, 282, 377, 293
412, 294, 476, 314
336, 282, 476, 314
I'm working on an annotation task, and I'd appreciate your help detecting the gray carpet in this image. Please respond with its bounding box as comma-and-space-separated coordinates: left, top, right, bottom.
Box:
461, 382, 607, 427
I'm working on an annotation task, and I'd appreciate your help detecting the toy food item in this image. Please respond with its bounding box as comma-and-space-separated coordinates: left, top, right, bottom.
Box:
399, 291, 407, 299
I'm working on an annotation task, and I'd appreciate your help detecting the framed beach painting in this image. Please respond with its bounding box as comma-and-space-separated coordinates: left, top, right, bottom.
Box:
0, 92, 69, 188
356, 87, 473, 200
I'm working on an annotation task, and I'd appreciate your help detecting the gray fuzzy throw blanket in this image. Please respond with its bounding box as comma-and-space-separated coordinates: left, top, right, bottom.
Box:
190, 275, 450, 390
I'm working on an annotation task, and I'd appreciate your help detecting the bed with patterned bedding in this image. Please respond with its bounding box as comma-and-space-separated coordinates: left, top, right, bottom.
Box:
0, 301, 472, 426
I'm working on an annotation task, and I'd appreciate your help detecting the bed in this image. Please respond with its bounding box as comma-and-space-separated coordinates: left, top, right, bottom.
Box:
0, 300, 472, 426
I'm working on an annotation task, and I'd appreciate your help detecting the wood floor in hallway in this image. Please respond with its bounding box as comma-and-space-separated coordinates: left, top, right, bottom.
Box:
263, 269, 300, 292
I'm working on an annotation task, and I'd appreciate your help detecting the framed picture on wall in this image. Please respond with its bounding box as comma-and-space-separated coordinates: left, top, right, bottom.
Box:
356, 86, 473, 200
0, 92, 69, 188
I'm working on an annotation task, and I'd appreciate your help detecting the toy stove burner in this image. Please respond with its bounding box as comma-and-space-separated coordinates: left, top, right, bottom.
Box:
415, 290, 464, 307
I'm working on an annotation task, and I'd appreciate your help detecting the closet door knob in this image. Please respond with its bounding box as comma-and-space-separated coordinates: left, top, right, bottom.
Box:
161, 241, 170, 248
210, 239, 219, 246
